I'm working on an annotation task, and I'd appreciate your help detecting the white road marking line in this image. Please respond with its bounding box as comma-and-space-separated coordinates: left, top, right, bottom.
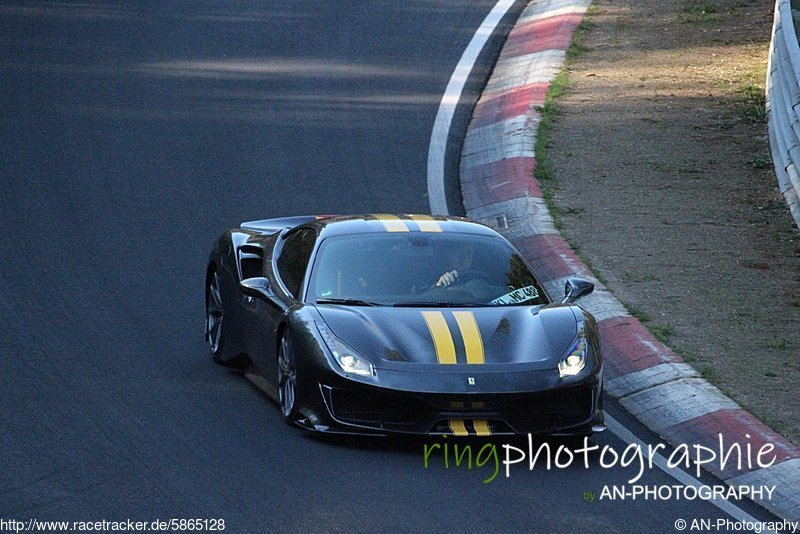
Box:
427, 0, 517, 215
606, 414, 775, 530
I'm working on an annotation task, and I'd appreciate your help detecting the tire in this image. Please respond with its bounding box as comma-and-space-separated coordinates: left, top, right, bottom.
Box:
206, 270, 225, 357
206, 269, 248, 369
277, 334, 299, 422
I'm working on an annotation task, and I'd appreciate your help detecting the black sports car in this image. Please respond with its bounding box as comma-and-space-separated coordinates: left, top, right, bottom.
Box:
205, 214, 604, 436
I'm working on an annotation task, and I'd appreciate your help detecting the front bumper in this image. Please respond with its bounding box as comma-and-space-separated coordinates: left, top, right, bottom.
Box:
294, 370, 604, 437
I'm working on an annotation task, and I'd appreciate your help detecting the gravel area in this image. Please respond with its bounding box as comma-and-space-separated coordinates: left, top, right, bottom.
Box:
547, 0, 800, 443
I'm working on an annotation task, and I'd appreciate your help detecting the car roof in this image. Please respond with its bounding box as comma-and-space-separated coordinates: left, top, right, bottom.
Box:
240, 214, 500, 239
311, 214, 499, 238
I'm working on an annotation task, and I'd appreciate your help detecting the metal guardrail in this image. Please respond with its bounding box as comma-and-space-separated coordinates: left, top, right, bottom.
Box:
767, 0, 800, 227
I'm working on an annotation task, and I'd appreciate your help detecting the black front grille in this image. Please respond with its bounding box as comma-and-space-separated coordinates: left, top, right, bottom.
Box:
423, 387, 594, 433
503, 387, 594, 429
326, 384, 596, 434
329, 388, 427, 427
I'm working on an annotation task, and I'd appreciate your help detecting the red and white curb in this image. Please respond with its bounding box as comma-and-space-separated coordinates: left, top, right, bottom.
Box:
458, 0, 800, 521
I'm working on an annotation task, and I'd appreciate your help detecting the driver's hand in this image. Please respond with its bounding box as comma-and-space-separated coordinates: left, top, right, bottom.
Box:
436, 269, 459, 287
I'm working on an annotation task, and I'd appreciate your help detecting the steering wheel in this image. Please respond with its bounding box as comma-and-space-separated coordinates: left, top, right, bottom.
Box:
427, 270, 491, 294
452, 269, 491, 285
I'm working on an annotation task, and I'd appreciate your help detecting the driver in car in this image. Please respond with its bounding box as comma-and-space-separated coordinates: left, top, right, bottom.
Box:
435, 243, 476, 287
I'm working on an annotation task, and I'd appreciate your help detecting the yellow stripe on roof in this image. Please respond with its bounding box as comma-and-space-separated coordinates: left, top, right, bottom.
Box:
421, 311, 457, 364
473, 420, 492, 437
373, 214, 409, 232
448, 419, 469, 436
453, 311, 484, 364
409, 214, 442, 233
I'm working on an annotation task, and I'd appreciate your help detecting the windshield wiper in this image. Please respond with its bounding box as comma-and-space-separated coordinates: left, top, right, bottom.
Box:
316, 298, 380, 307
392, 301, 495, 308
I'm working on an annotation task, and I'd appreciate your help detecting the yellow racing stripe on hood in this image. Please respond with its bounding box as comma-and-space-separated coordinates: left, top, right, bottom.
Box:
373, 214, 409, 232
453, 311, 484, 364
448, 419, 469, 436
422, 311, 457, 364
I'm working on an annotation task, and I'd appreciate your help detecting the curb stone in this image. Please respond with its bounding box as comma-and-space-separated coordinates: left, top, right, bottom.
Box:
458, 0, 800, 521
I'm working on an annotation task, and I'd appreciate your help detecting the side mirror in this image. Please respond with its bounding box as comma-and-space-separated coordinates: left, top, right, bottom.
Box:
562, 277, 594, 304
240, 277, 274, 300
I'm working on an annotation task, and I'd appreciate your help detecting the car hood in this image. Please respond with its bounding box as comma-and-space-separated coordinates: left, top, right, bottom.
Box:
315, 304, 579, 371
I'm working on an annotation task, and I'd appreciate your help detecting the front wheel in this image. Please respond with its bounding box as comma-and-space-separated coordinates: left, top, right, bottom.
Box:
206, 269, 247, 369
206, 270, 225, 356
278, 335, 298, 421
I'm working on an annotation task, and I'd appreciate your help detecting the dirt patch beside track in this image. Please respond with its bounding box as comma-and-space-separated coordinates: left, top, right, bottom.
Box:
547, 0, 800, 442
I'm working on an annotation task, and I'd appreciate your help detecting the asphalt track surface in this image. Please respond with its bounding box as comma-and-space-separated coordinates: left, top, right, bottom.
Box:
0, 2, 779, 531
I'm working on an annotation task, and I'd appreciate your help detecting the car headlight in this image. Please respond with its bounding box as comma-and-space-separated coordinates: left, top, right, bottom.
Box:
558, 324, 588, 377
316, 321, 375, 377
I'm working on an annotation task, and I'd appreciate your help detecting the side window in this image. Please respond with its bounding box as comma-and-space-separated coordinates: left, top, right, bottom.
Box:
276, 228, 316, 299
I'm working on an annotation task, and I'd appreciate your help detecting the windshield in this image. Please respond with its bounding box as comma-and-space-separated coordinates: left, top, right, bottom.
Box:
307, 232, 548, 307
